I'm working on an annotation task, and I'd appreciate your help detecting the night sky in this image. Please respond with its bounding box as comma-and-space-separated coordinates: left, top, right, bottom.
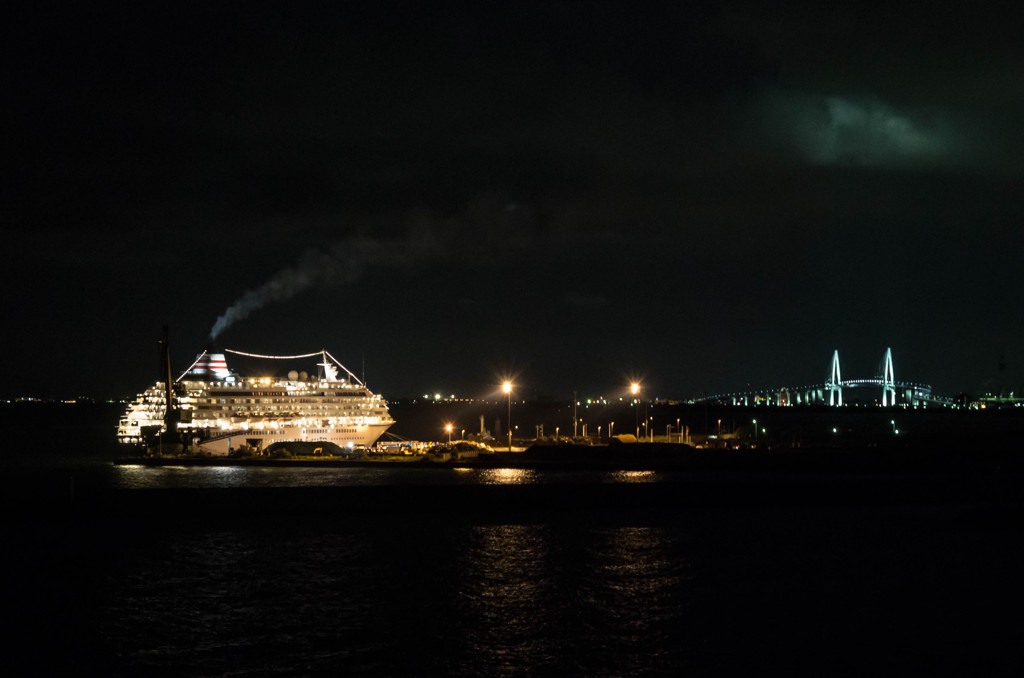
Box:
4, 1, 1022, 401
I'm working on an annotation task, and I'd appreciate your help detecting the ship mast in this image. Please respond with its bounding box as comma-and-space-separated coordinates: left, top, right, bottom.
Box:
318, 350, 340, 382
158, 327, 181, 443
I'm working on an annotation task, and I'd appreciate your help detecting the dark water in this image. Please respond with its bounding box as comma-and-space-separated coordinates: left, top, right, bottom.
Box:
5, 461, 1024, 676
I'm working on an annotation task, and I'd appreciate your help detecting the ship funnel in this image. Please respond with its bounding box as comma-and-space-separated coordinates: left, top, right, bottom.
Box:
187, 348, 232, 381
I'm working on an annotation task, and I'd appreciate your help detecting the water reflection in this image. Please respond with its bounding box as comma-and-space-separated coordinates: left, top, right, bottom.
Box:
111, 464, 234, 489
606, 470, 659, 483
110, 465, 443, 489
453, 525, 555, 674
576, 526, 689, 672
208, 466, 246, 482
110, 464, 681, 489
475, 468, 538, 485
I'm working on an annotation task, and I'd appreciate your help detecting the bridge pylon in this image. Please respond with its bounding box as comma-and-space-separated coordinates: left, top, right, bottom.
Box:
882, 347, 896, 406
826, 349, 842, 406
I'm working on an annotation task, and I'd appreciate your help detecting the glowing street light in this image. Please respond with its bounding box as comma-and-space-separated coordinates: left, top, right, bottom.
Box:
445, 423, 453, 443
631, 382, 640, 439
503, 381, 513, 452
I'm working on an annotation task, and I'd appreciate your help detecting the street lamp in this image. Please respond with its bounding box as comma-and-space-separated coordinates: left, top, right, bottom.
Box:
503, 381, 513, 452
573, 390, 578, 438
445, 423, 452, 443
753, 419, 757, 440
631, 382, 640, 439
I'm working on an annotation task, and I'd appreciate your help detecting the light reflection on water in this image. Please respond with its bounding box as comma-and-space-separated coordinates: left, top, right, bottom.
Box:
475, 467, 538, 484
110, 465, 672, 489
450, 523, 688, 675
110, 465, 396, 489
26, 463, 996, 677
606, 469, 659, 483
82, 518, 693, 675
208, 466, 246, 480
454, 525, 556, 673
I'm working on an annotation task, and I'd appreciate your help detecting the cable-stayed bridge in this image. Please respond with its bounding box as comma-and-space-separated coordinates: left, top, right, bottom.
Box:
693, 347, 943, 408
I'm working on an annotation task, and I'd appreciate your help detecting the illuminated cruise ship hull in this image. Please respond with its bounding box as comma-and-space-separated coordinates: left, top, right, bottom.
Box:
194, 421, 394, 455
118, 348, 395, 455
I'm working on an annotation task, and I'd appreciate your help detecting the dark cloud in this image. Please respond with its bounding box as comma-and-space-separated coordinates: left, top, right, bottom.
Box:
749, 92, 965, 167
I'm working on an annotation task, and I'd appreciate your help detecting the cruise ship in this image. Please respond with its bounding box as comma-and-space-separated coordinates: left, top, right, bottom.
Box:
117, 347, 395, 455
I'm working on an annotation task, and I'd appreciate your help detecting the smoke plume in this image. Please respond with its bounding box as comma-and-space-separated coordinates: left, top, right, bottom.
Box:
208, 194, 542, 340
209, 233, 430, 340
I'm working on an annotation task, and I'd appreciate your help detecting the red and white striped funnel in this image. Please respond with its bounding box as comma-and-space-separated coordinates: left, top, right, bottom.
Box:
187, 350, 231, 380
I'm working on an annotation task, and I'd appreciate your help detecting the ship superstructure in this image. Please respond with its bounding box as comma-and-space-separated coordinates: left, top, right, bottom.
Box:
118, 348, 394, 455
